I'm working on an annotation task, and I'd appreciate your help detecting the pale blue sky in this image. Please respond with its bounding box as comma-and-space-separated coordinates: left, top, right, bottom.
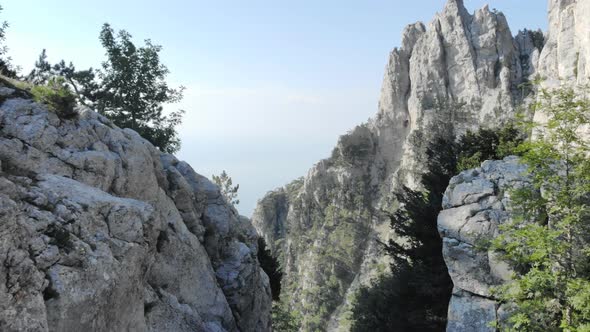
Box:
3, 1, 547, 216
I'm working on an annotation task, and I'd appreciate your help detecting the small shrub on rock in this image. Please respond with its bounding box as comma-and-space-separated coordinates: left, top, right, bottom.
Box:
31, 77, 77, 118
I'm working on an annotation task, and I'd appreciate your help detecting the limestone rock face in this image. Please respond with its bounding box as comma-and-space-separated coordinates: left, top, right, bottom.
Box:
438, 2, 590, 330
0, 88, 271, 331
438, 157, 528, 332
252, 1, 538, 330
534, 0, 590, 140
538, 0, 590, 87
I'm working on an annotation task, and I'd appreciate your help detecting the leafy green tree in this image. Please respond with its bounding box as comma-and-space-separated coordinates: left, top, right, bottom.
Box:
212, 170, 240, 206
95, 23, 185, 153
27, 24, 185, 154
491, 85, 590, 331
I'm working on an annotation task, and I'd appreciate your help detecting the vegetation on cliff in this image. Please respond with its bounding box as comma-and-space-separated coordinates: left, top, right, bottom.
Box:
490, 85, 590, 331
350, 136, 454, 331
212, 170, 241, 206
257, 155, 374, 331
0, 6, 17, 77
295, 181, 372, 331
26, 24, 185, 153
456, 124, 524, 171
30, 77, 78, 118
258, 237, 282, 301
258, 233, 301, 331
350, 121, 524, 331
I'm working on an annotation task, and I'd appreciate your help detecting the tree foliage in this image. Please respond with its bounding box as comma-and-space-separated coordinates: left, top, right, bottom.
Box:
27, 49, 52, 84
456, 124, 524, 171
351, 136, 456, 332
27, 23, 185, 153
257, 227, 300, 331
490, 85, 590, 331
351, 123, 524, 332
272, 301, 301, 332
212, 170, 240, 206
28, 49, 99, 105
95, 24, 185, 153
0, 5, 17, 77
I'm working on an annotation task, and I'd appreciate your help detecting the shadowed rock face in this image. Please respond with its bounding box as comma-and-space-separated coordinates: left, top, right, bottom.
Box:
0, 87, 271, 331
252, 0, 541, 330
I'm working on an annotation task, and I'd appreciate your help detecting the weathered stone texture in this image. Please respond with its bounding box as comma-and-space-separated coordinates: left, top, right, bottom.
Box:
0, 89, 271, 331
438, 157, 529, 331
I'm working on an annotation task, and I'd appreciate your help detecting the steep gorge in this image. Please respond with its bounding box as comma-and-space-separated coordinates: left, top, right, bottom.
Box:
1, 0, 588, 331
253, 0, 590, 330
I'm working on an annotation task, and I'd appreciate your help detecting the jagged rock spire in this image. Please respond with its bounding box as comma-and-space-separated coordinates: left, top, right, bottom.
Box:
253, 0, 538, 329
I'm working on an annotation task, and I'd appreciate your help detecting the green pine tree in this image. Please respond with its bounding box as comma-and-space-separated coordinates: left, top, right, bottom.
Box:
271, 302, 301, 332
212, 170, 240, 206
351, 136, 457, 332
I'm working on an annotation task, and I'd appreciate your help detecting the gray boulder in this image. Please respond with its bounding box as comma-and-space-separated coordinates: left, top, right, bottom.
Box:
438, 157, 528, 331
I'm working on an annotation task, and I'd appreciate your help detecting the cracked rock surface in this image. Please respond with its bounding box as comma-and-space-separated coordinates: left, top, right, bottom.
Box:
0, 87, 271, 331
438, 157, 529, 332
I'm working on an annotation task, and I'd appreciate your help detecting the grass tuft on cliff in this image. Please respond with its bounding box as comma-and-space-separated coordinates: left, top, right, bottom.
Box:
30, 77, 77, 118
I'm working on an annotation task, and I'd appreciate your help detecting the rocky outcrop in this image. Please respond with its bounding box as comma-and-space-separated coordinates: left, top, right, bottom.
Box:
252, 1, 540, 330
437, 2, 590, 330
438, 157, 527, 332
0, 84, 271, 331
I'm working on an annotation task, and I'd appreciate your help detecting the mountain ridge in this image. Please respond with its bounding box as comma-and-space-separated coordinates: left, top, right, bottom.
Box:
253, 0, 588, 330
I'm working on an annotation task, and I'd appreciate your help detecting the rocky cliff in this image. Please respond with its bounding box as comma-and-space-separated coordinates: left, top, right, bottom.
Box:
253, 0, 590, 330
0, 82, 272, 331
535, 0, 590, 128
538, 0, 590, 87
438, 157, 527, 332
437, 2, 590, 330
252, 0, 542, 330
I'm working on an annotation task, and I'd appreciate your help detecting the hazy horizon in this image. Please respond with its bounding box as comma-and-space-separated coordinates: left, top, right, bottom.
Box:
3, 0, 547, 216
